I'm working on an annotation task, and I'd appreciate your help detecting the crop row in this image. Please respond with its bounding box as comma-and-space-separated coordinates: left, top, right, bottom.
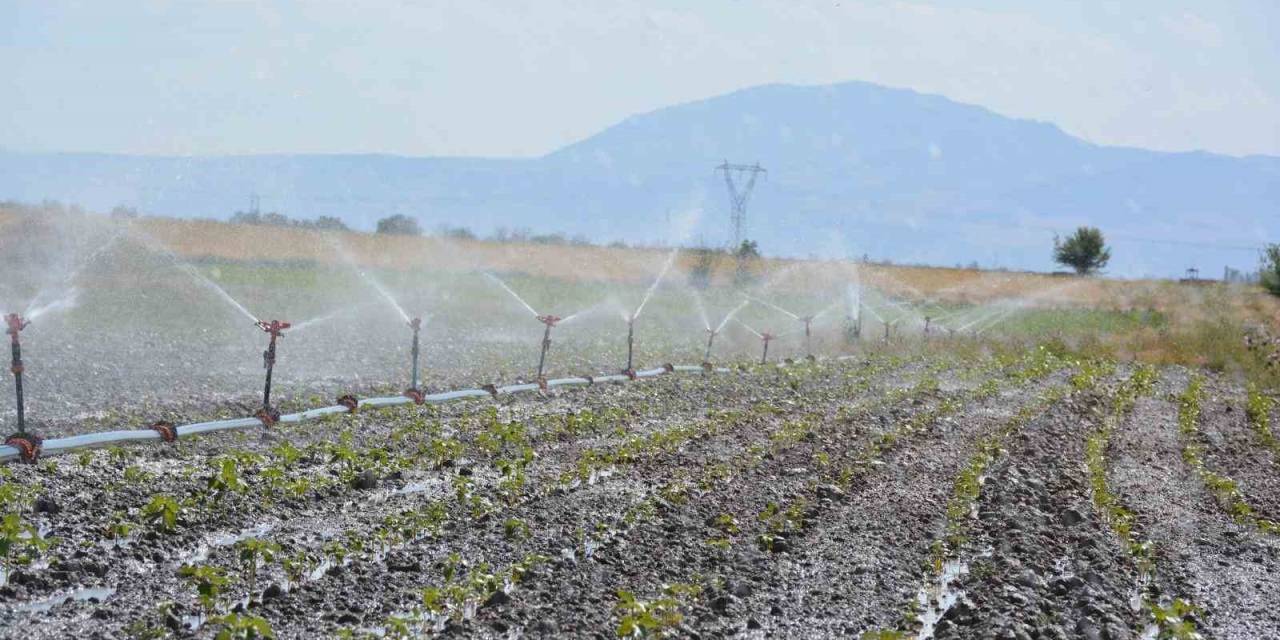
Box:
341, 354, 1032, 638
110, 356, 940, 636
1178, 378, 1280, 535
599, 347, 1070, 638
1082, 365, 1205, 639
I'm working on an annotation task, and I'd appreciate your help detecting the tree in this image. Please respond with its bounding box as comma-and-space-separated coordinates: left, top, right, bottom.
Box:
687, 247, 719, 289
375, 214, 422, 236
309, 216, 348, 231
733, 240, 761, 286
1260, 244, 1280, 296
1053, 227, 1110, 275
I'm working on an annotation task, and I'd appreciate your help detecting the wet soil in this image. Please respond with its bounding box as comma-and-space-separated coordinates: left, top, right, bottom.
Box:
2, 357, 1278, 639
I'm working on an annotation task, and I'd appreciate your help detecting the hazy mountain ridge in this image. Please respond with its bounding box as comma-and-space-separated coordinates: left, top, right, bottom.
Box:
2, 81, 1277, 276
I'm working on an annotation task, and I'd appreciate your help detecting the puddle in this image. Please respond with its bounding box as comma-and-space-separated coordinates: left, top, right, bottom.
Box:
180, 523, 276, 564
13, 586, 117, 613
913, 548, 993, 639
914, 559, 969, 639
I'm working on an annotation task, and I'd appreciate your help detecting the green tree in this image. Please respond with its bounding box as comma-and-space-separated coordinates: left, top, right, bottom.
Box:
1260, 244, 1280, 296
1053, 227, 1110, 275
375, 214, 422, 236
687, 247, 719, 289
733, 240, 761, 286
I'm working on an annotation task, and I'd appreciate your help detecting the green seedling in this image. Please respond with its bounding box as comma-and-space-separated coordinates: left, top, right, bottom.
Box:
0, 512, 52, 578
207, 456, 247, 498
142, 495, 181, 533
209, 613, 274, 640
179, 563, 230, 613
503, 518, 530, 541
236, 537, 281, 598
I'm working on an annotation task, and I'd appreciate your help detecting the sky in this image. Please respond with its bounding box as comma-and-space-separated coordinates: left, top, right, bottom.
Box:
2, 1, 1277, 158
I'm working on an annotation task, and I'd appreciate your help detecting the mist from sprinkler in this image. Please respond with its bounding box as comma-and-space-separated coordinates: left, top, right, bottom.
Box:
127, 227, 259, 325
484, 273, 589, 382
483, 273, 540, 319
23, 290, 80, 322
703, 299, 749, 363
617, 248, 680, 375
326, 235, 413, 324
733, 319, 776, 364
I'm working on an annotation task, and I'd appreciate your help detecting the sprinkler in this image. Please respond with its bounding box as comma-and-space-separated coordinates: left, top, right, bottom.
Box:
255, 319, 291, 424
623, 315, 637, 378
703, 327, 718, 363
924, 315, 932, 336
799, 315, 815, 359
6, 314, 29, 435
759, 332, 775, 365
407, 316, 423, 393
535, 314, 560, 383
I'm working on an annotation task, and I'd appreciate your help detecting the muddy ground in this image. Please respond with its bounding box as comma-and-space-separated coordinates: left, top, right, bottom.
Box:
0, 352, 1278, 639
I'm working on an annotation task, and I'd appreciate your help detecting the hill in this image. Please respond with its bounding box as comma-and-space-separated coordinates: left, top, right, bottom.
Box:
2, 81, 1277, 276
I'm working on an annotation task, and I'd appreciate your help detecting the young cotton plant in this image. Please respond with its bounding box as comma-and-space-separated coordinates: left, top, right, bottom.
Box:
0, 512, 54, 581
142, 494, 182, 533
615, 583, 702, 638
179, 563, 231, 615
236, 537, 281, 600
209, 612, 274, 640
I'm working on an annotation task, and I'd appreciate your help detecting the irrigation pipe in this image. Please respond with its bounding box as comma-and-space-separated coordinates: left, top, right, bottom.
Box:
0, 363, 738, 463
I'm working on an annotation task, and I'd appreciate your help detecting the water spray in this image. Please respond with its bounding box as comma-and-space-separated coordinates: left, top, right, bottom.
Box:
255, 319, 291, 424
535, 314, 561, 385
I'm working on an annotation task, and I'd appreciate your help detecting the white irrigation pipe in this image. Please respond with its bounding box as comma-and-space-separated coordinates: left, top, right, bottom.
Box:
0, 363, 739, 463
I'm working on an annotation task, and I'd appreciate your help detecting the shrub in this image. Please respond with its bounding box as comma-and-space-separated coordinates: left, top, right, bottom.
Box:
376, 214, 422, 236
1260, 244, 1280, 296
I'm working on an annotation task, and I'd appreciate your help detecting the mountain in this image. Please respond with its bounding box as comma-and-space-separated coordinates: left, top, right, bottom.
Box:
2, 81, 1277, 277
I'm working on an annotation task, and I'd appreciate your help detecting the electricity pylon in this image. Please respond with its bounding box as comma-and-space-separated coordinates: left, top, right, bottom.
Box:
715, 161, 766, 249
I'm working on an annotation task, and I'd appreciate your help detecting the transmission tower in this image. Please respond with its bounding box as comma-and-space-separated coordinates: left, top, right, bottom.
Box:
716, 161, 766, 249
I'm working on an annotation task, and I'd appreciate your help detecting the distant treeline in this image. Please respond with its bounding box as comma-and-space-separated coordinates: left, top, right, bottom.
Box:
228, 209, 349, 231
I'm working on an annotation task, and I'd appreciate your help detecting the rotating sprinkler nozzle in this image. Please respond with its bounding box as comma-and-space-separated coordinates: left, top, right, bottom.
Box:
407, 316, 423, 393
255, 319, 291, 424
759, 332, 775, 365
535, 314, 561, 382
6, 314, 29, 435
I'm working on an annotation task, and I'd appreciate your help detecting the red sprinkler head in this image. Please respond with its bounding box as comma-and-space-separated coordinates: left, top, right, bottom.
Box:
5, 314, 28, 344
537, 314, 561, 327
761, 332, 775, 343
255, 319, 291, 337
408, 317, 422, 331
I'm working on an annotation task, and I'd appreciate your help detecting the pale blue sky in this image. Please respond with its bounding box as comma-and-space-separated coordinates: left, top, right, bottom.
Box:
3, 1, 1277, 157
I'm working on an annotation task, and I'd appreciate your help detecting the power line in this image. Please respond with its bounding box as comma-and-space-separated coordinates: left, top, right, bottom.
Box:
715, 161, 766, 249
